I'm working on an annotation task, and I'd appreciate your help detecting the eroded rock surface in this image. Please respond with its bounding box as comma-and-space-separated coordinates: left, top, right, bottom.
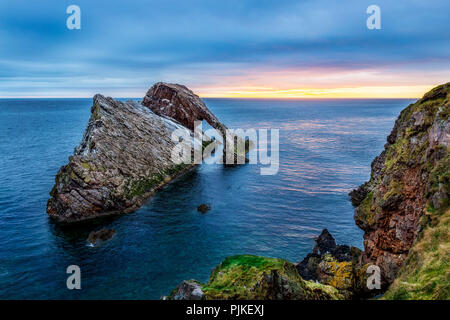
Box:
143, 82, 226, 133
169, 280, 204, 300
295, 229, 371, 298
47, 88, 207, 223
143, 82, 247, 165
351, 83, 450, 287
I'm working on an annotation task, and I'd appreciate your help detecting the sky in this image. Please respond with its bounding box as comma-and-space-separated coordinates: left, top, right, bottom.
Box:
0, 0, 449, 98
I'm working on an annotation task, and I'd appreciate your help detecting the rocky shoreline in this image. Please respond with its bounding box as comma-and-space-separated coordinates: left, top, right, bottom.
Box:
169, 83, 449, 300
47, 81, 448, 299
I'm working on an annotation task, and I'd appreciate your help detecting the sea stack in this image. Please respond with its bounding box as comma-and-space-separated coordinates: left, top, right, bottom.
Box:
47, 83, 233, 223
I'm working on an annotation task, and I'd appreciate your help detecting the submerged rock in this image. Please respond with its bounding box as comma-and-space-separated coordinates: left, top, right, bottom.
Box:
197, 203, 210, 213
351, 83, 449, 290
168, 255, 343, 300
88, 229, 115, 246
47, 84, 221, 223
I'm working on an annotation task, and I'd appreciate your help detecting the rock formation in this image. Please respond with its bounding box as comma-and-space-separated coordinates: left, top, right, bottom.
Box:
168, 280, 204, 300
351, 83, 449, 291
197, 203, 210, 213
47, 84, 225, 223
168, 255, 343, 300
88, 229, 115, 246
296, 229, 373, 298
143, 82, 226, 133
143, 82, 247, 165
169, 83, 449, 300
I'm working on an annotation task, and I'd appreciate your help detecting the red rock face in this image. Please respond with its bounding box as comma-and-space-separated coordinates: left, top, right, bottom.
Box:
352, 83, 450, 286
142, 82, 226, 133
143, 82, 245, 165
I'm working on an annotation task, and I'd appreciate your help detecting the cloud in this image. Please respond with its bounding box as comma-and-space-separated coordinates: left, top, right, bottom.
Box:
0, 0, 448, 97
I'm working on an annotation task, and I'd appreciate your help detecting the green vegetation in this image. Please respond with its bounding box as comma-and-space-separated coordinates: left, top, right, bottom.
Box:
200, 255, 343, 300
124, 163, 190, 200
382, 83, 449, 300
383, 207, 449, 300
355, 190, 376, 227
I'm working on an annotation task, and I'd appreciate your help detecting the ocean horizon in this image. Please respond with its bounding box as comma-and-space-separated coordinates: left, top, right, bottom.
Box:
0, 97, 414, 299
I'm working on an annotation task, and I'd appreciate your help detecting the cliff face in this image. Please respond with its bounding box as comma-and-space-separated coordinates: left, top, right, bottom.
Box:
47, 86, 208, 223
351, 83, 449, 287
168, 83, 449, 300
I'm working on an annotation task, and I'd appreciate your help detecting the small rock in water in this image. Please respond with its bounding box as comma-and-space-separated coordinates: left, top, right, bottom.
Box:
88, 229, 115, 246
197, 204, 210, 213
170, 280, 204, 300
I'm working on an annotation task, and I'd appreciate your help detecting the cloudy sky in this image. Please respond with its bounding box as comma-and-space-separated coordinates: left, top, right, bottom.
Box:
0, 0, 449, 98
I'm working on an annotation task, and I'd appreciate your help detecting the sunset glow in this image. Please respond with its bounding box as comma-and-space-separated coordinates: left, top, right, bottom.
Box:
197, 85, 434, 99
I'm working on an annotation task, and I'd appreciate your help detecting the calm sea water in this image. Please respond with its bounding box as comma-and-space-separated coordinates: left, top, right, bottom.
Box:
0, 98, 412, 299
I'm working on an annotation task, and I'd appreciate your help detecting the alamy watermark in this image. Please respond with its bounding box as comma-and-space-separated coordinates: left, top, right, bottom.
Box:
366, 5, 381, 30
66, 5, 81, 30
366, 264, 381, 290
66, 265, 81, 290
171, 121, 279, 175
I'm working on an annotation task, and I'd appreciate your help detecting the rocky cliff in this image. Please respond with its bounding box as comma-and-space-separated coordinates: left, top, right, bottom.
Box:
350, 83, 449, 291
47, 84, 225, 223
169, 83, 449, 300
168, 255, 344, 300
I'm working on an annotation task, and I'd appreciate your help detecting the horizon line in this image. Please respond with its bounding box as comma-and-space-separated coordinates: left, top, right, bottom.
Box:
0, 96, 420, 100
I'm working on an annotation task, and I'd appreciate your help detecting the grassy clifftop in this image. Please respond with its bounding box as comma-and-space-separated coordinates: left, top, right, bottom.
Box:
168, 83, 449, 300
352, 82, 449, 298
169, 255, 343, 300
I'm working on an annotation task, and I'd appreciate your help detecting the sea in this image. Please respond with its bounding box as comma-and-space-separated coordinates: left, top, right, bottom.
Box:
0, 97, 412, 299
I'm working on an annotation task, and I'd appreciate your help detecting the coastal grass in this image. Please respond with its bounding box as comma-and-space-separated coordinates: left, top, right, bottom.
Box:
201, 255, 343, 300
383, 207, 449, 300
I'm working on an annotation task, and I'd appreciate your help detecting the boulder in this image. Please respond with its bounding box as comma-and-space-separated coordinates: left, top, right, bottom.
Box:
197, 203, 210, 213
169, 280, 204, 300
88, 229, 115, 246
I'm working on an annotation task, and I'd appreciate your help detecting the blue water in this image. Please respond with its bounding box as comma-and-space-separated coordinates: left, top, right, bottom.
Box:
0, 98, 412, 299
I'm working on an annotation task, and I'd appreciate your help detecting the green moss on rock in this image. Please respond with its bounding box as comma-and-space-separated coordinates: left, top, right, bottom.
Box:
199, 255, 343, 300
169, 255, 344, 300
124, 163, 191, 200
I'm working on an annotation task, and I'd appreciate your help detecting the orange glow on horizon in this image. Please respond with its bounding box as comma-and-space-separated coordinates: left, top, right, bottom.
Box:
197, 85, 435, 99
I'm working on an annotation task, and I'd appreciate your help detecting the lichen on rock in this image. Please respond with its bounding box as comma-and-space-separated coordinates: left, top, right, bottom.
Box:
47, 84, 222, 223
350, 82, 449, 291
296, 229, 372, 298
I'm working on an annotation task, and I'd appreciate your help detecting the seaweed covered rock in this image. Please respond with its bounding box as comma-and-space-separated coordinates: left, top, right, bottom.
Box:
351, 83, 449, 290
169, 255, 343, 300
47, 86, 213, 223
